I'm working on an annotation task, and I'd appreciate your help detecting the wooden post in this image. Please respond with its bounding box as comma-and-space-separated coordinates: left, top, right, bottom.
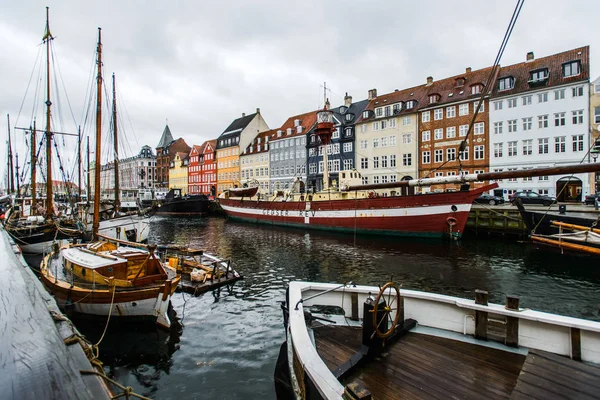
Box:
343, 381, 371, 400
351, 293, 359, 321
505, 295, 519, 347
475, 289, 488, 340
571, 327, 581, 361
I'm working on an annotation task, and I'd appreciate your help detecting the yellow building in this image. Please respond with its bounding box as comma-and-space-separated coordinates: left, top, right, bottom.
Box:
216, 108, 269, 194
168, 152, 189, 194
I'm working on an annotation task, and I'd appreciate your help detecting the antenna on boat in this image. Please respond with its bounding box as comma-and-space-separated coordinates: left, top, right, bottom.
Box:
92, 27, 102, 240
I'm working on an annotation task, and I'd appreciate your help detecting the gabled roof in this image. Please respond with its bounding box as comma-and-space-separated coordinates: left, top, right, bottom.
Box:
190, 144, 203, 156
492, 46, 589, 97
174, 151, 188, 161
420, 66, 497, 109
242, 129, 277, 155
355, 85, 430, 124
221, 113, 258, 136
203, 139, 217, 153
270, 110, 319, 142
156, 125, 174, 149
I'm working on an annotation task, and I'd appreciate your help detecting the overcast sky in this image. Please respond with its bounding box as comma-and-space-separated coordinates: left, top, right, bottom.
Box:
1, 0, 599, 186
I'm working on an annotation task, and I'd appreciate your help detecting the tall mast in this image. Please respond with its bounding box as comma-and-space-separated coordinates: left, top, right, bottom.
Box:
7, 114, 14, 194
92, 27, 102, 239
77, 126, 82, 199
31, 120, 37, 214
43, 6, 54, 218
15, 154, 20, 196
111, 73, 120, 211
86, 135, 91, 203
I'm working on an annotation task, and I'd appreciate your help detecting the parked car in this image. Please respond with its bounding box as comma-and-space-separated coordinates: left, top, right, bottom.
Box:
584, 193, 600, 205
473, 193, 505, 205
509, 191, 556, 206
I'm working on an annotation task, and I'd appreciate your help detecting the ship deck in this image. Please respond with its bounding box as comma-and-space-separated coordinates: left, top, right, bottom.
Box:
313, 325, 600, 399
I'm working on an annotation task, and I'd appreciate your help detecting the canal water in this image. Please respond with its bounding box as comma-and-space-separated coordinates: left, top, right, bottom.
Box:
36, 216, 600, 399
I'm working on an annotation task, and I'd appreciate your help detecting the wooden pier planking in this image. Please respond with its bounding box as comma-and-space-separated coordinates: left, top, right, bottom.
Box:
511, 349, 600, 399
176, 273, 243, 295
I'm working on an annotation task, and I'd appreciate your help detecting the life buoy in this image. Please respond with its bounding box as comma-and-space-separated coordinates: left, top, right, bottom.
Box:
446, 217, 457, 227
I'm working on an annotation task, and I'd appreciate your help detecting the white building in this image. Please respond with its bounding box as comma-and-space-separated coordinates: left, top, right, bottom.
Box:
99, 145, 156, 200
489, 47, 591, 201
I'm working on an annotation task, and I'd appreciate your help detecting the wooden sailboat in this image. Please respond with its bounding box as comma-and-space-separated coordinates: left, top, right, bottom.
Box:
40, 28, 180, 329
3, 8, 84, 252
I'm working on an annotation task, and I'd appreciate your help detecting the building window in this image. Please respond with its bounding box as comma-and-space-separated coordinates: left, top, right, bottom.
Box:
522, 95, 532, 106
373, 157, 379, 169
422, 111, 430, 122
498, 77, 514, 91
595, 106, 600, 124
390, 118, 397, 128
522, 139, 532, 155
562, 61, 580, 77
459, 103, 469, 116
381, 120, 387, 130
343, 142, 353, 152
554, 112, 566, 126
508, 120, 517, 132
360, 124, 367, 133
508, 141, 518, 157
494, 122, 503, 134
494, 101, 503, 110
494, 143, 503, 158
384, 106, 391, 117
446, 126, 456, 138
402, 134, 411, 144
446, 106, 456, 118
572, 86, 584, 97
555, 136, 566, 153
508, 98, 517, 108
554, 89, 565, 100
390, 136, 396, 146
422, 130, 431, 141
434, 109, 443, 120
343, 159, 353, 170
447, 148, 456, 161
381, 155, 388, 168
434, 149, 443, 163
372, 121, 380, 131
538, 115, 549, 128
361, 158, 368, 169
471, 85, 481, 95
530, 69, 548, 82
538, 138, 549, 154
373, 138, 379, 148
429, 95, 439, 103
360, 140, 368, 149
402, 116, 411, 125
376, 108, 383, 117
522, 117, 532, 131
474, 122, 484, 135
473, 101, 484, 112
393, 103, 402, 113
459, 124, 468, 137
572, 110, 584, 124
406, 101, 415, 109
434, 128, 443, 140
390, 155, 396, 167
403, 153, 412, 166
572, 135, 584, 152
474, 146, 485, 160
538, 92, 548, 103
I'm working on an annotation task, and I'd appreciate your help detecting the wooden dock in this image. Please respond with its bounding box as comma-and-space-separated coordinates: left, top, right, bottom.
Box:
0, 228, 111, 399
313, 325, 600, 399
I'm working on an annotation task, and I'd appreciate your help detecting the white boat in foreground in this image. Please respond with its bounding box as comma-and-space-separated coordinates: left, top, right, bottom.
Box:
276, 281, 600, 399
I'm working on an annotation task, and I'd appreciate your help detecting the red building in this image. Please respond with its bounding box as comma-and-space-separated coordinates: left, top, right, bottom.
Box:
190, 139, 217, 196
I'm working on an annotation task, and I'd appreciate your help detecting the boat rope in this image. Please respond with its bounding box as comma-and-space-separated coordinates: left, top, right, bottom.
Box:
79, 370, 152, 400
94, 282, 117, 349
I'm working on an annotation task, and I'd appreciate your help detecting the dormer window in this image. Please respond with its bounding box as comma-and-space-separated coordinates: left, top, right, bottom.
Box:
405, 100, 415, 109
429, 94, 440, 104
456, 78, 465, 87
392, 103, 402, 114
529, 68, 549, 83
470, 84, 482, 95
376, 108, 383, 117
362, 110, 370, 119
344, 113, 354, 122
563, 60, 580, 77
497, 76, 514, 91
339, 106, 348, 114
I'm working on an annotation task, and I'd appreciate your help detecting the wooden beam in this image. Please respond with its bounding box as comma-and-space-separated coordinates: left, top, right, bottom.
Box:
571, 327, 581, 361
475, 289, 488, 340
506, 295, 519, 347
351, 292, 359, 321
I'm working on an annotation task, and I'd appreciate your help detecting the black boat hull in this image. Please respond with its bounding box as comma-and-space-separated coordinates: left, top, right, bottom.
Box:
154, 196, 209, 215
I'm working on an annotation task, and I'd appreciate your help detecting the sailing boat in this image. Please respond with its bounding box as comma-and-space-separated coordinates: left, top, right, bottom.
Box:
78, 73, 151, 243
219, 105, 600, 239
3, 8, 84, 252
40, 28, 180, 328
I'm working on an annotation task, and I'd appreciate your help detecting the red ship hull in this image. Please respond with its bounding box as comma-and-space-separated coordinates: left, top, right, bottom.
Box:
218, 183, 497, 239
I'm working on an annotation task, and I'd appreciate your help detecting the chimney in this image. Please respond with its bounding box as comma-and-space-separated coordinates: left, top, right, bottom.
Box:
426, 76, 433, 85
242, 113, 246, 118
526, 51, 534, 61
344, 92, 353, 107
466, 67, 472, 73
368, 88, 378, 100
256, 107, 261, 114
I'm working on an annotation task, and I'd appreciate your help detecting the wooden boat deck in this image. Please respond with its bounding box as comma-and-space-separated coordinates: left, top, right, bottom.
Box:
313, 325, 600, 399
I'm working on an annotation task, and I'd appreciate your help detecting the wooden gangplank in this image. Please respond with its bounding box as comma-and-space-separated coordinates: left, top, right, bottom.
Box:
511, 349, 600, 399
314, 327, 526, 400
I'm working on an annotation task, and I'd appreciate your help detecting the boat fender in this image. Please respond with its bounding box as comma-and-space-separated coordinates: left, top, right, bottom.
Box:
446, 217, 457, 227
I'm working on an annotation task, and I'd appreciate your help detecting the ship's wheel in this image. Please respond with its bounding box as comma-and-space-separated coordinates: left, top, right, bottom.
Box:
371, 282, 401, 338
